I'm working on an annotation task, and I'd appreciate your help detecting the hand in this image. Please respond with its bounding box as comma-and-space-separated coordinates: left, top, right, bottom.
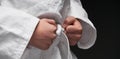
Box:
29, 18, 57, 50
63, 16, 82, 46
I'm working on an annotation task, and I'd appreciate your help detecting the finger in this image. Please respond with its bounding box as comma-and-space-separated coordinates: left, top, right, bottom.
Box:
38, 39, 52, 50
64, 16, 75, 25
49, 24, 57, 34
66, 25, 82, 34
69, 40, 78, 46
29, 37, 52, 50
50, 33, 57, 40
67, 33, 82, 41
63, 16, 75, 29
62, 23, 67, 30
68, 35, 78, 46
43, 32, 56, 40
74, 20, 82, 27
42, 19, 57, 34
67, 34, 81, 46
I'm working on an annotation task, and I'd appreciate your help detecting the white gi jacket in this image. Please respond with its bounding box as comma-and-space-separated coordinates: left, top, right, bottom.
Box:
0, 0, 97, 59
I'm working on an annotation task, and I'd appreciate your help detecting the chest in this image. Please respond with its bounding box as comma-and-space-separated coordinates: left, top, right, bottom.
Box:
1, 0, 70, 23
1, 0, 66, 10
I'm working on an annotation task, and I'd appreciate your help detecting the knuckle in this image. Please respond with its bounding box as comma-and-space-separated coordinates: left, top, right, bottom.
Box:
49, 26, 57, 34
53, 26, 57, 31
51, 20, 57, 25
37, 45, 49, 50
77, 27, 82, 31
51, 34, 57, 39
74, 35, 81, 41
74, 34, 81, 38
52, 20, 56, 23
48, 41, 53, 46
66, 27, 71, 32
69, 40, 77, 46
42, 46, 50, 50
77, 28, 82, 34
76, 35, 81, 38
42, 43, 52, 50
53, 34, 57, 37
45, 41, 53, 49
50, 25, 57, 31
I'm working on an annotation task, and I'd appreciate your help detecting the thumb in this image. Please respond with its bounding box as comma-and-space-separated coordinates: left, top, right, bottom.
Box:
46, 19, 57, 25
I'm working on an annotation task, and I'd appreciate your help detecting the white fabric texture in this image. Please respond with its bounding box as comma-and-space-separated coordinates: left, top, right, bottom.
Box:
0, 7, 39, 59
0, 0, 97, 59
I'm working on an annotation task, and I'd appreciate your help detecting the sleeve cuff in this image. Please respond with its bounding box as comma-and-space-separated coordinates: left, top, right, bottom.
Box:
77, 18, 97, 49
68, 2, 97, 49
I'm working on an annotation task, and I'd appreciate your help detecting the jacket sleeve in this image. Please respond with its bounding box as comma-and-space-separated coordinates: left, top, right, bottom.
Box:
0, 6, 39, 59
68, 0, 97, 49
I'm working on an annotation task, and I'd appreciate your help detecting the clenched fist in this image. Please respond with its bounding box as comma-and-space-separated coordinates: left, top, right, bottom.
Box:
63, 16, 82, 46
29, 18, 57, 50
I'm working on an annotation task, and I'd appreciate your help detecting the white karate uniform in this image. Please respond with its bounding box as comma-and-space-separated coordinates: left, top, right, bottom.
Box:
0, 0, 97, 59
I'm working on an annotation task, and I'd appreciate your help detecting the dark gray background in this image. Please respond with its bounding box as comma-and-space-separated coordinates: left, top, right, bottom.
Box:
70, 0, 119, 59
